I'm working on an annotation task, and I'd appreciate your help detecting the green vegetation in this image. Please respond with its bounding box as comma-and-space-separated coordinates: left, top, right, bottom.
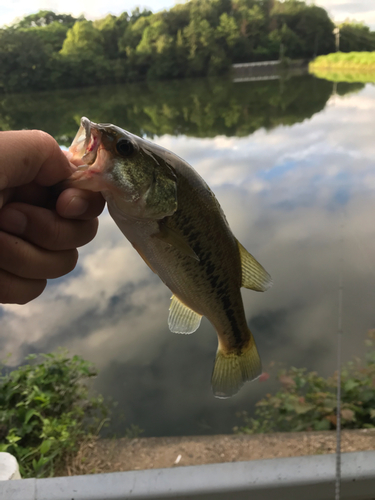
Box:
310, 51, 375, 70
1, 3, 374, 92
338, 22, 375, 53
0, 352, 108, 478
235, 333, 375, 434
0, 0, 341, 92
310, 69, 375, 84
310, 51, 375, 83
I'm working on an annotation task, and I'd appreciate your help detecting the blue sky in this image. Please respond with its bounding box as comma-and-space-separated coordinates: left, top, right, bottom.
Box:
1, 0, 375, 29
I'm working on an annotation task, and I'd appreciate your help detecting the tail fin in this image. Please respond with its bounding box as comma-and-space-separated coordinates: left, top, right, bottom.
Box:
211, 338, 261, 399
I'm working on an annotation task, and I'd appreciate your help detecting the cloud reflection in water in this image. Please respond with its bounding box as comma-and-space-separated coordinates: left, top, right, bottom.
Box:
1, 83, 375, 436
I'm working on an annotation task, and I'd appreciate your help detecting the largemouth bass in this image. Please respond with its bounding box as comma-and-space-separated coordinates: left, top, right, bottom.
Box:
68, 117, 272, 398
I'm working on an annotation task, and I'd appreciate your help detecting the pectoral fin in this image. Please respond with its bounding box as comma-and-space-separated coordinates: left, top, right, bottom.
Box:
153, 222, 199, 261
237, 241, 273, 292
168, 295, 202, 334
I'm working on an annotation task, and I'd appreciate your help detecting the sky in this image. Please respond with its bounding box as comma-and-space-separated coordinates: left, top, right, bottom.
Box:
1, 0, 375, 30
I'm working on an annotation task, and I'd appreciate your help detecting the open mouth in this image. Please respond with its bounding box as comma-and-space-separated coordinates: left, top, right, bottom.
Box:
69, 117, 102, 166
67, 117, 107, 190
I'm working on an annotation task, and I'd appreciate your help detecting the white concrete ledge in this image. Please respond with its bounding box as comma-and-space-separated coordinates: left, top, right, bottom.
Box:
0, 453, 21, 481
0, 451, 374, 500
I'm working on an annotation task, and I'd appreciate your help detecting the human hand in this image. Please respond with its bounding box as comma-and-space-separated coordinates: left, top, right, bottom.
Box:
0, 130, 105, 304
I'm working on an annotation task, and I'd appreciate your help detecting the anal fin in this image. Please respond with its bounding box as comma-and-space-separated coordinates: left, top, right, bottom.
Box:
237, 241, 273, 292
168, 295, 202, 334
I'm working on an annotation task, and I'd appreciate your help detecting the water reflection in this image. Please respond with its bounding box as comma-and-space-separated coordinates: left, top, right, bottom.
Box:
1, 76, 375, 436
0, 76, 363, 141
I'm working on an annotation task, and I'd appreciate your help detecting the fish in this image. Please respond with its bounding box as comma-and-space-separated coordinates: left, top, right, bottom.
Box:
68, 117, 272, 398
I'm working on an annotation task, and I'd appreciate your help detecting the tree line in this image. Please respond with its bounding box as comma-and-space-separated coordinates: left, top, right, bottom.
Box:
0, 0, 374, 93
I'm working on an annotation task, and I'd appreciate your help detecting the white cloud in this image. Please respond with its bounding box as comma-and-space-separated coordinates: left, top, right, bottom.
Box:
316, 0, 375, 28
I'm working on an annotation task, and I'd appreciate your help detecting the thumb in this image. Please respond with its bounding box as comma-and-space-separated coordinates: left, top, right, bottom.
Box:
0, 130, 75, 190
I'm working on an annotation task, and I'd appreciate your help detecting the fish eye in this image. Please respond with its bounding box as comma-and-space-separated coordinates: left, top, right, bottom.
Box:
116, 139, 134, 157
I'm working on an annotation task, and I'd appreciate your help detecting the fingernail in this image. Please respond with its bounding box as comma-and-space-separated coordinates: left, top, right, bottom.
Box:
0, 208, 27, 235
64, 196, 89, 217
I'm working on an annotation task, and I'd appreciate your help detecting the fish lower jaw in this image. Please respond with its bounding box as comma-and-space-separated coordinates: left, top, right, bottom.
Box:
68, 168, 107, 192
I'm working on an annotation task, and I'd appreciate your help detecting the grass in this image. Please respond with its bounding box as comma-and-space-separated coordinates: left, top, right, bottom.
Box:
309, 51, 375, 83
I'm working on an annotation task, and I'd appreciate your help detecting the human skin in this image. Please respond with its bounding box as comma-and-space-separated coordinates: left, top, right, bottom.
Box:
0, 130, 105, 304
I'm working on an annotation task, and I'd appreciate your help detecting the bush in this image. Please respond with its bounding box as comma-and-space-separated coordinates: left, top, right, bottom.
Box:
0, 351, 108, 478
235, 333, 375, 434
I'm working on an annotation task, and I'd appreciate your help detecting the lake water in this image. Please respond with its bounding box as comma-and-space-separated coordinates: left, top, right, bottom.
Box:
1, 75, 375, 437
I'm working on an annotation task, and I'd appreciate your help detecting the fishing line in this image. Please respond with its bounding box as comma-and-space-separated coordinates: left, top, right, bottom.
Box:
335, 223, 344, 500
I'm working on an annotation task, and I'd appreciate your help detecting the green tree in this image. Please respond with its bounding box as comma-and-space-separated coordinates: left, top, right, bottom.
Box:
339, 22, 375, 52
15, 10, 77, 28
217, 12, 241, 49
129, 7, 153, 23
190, 0, 229, 27
94, 14, 130, 60
269, 22, 302, 59
21, 22, 71, 53
60, 20, 104, 58
59, 20, 112, 87
0, 28, 58, 92
118, 14, 153, 80
165, 2, 191, 33
270, 0, 335, 58
183, 18, 217, 75
136, 17, 179, 79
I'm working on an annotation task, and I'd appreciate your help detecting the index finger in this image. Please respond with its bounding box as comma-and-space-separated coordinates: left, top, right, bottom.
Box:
0, 130, 75, 190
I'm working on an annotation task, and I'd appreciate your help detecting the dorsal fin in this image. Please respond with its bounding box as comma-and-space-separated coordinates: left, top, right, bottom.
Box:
168, 295, 202, 334
237, 241, 273, 292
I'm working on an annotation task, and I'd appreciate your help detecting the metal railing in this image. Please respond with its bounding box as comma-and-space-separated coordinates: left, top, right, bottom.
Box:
232, 61, 280, 68
1, 451, 375, 500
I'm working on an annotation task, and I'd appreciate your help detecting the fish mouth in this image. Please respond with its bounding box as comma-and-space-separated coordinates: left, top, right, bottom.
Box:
69, 117, 101, 166
68, 117, 107, 191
